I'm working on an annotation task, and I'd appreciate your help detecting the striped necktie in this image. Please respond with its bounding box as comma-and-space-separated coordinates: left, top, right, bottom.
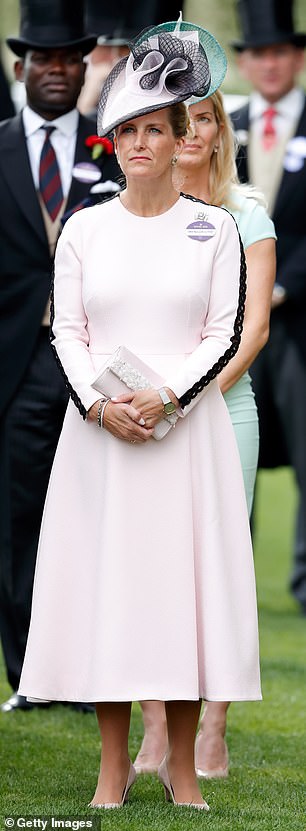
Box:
39, 125, 64, 220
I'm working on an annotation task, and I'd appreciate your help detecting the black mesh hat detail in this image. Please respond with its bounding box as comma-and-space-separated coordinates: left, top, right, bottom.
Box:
6, 0, 97, 57
132, 32, 210, 97
97, 19, 227, 137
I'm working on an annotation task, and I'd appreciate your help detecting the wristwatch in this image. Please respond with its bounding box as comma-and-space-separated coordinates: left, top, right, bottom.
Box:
158, 387, 177, 415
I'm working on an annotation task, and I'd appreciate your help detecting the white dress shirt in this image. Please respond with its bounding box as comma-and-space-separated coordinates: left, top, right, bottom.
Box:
249, 87, 304, 138
22, 105, 79, 196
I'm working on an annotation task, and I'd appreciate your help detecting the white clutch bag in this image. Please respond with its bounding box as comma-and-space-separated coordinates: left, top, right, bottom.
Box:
91, 346, 178, 440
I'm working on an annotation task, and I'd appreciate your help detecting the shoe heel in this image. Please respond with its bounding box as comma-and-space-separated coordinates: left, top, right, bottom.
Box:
122, 762, 137, 805
163, 784, 171, 802
123, 782, 132, 805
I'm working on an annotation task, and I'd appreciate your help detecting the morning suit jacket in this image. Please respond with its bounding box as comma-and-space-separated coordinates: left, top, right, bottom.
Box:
231, 97, 306, 467
0, 112, 121, 419
231, 98, 306, 363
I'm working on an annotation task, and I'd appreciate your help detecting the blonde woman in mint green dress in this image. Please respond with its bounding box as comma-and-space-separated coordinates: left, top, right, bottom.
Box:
135, 89, 276, 779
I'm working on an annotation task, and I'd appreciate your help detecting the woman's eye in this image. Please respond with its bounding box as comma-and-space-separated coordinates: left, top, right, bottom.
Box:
149, 127, 161, 133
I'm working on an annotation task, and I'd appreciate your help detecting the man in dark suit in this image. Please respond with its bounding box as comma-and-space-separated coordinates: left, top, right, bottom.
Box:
0, 0, 120, 712
231, 0, 306, 614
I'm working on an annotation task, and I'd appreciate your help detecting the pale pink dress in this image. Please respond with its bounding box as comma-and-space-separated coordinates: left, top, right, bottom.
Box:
19, 194, 261, 703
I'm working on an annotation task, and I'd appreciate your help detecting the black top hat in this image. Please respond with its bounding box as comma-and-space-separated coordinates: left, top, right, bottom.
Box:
231, 0, 306, 51
85, 0, 181, 47
6, 0, 97, 57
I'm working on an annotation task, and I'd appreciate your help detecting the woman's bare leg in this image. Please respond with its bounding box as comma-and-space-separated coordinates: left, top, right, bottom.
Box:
134, 700, 168, 773
164, 700, 206, 805
90, 702, 132, 805
195, 701, 230, 777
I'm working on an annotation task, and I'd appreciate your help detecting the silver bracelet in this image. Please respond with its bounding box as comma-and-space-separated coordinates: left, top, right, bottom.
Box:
99, 398, 110, 428
97, 398, 104, 429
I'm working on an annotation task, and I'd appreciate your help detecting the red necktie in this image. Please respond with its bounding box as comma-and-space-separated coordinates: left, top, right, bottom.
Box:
262, 107, 277, 150
39, 125, 64, 220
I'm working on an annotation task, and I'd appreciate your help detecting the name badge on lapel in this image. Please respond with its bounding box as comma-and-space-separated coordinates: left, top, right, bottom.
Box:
72, 162, 102, 183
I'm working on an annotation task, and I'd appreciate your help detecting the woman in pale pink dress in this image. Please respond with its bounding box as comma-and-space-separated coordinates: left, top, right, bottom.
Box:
135, 89, 276, 780
19, 20, 261, 811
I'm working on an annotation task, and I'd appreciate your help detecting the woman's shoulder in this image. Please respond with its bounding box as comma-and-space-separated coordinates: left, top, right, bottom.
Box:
226, 188, 276, 248
226, 186, 270, 222
61, 194, 119, 235
180, 192, 237, 230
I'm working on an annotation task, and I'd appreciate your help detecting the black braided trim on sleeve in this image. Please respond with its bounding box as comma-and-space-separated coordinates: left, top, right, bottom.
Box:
50, 267, 87, 420
179, 193, 247, 410
49, 196, 122, 421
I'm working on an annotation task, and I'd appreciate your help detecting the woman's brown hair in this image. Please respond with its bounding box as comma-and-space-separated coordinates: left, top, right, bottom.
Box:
168, 102, 189, 138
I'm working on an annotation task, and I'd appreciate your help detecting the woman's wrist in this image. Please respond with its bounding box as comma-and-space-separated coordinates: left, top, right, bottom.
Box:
97, 398, 111, 428
164, 387, 180, 408
87, 397, 110, 426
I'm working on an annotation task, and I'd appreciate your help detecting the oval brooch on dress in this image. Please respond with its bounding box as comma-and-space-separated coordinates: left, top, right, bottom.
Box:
186, 220, 216, 242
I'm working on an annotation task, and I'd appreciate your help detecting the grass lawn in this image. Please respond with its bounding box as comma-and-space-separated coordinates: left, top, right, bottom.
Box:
0, 468, 305, 830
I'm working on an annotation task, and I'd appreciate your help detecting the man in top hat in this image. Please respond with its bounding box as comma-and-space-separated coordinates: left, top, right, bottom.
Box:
79, 0, 182, 115
231, 0, 306, 615
0, 0, 121, 712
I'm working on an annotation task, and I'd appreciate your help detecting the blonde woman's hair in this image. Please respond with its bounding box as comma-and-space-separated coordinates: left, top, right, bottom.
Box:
206, 90, 265, 210
207, 90, 238, 206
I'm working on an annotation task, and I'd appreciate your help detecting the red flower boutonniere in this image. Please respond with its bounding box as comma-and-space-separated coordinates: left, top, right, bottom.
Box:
85, 135, 114, 160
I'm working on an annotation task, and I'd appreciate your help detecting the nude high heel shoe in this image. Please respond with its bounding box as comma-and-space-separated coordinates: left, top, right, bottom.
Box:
196, 759, 228, 778
158, 758, 209, 811
195, 738, 229, 779
195, 703, 229, 779
89, 761, 136, 809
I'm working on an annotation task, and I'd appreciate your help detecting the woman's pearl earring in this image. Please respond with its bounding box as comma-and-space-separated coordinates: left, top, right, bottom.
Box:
171, 155, 178, 166
214, 146, 219, 153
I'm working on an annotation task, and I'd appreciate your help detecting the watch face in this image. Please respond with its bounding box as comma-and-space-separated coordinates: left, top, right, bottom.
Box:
164, 401, 176, 415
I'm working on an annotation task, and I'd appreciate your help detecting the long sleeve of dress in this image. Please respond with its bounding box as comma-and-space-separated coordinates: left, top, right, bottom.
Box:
51, 225, 100, 417
165, 208, 246, 416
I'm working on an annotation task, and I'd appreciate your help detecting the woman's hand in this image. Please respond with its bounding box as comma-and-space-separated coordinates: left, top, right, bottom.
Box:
112, 388, 179, 429
87, 396, 153, 443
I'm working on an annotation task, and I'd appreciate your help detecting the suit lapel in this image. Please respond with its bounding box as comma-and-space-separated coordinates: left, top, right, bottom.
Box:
231, 103, 249, 131
233, 97, 306, 219
231, 104, 250, 183
273, 99, 306, 219
66, 114, 99, 211
0, 114, 47, 245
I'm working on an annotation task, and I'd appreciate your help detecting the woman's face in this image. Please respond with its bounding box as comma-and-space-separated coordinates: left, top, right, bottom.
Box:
114, 108, 183, 180
179, 98, 222, 171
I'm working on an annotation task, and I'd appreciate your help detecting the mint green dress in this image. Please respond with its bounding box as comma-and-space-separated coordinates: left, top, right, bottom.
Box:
223, 191, 276, 515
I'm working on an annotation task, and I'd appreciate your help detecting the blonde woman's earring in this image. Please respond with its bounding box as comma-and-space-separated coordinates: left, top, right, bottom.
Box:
171, 155, 178, 166
214, 146, 219, 153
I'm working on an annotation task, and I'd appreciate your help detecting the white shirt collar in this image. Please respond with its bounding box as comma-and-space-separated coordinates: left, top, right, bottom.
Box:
249, 87, 304, 123
22, 105, 79, 138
